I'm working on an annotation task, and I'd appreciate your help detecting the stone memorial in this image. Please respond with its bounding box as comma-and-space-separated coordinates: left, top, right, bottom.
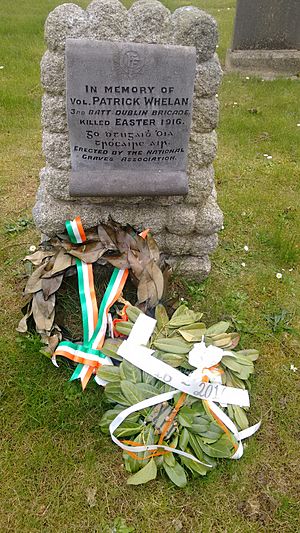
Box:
33, 0, 223, 281
226, 0, 300, 76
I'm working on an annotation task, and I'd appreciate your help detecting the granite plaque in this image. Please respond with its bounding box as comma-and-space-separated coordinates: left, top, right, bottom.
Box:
66, 39, 196, 196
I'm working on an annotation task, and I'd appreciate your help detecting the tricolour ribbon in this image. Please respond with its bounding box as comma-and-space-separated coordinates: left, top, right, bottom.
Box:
52, 217, 129, 389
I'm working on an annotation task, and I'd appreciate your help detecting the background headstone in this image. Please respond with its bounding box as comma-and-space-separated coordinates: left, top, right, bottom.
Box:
226, 0, 300, 76
34, 0, 223, 281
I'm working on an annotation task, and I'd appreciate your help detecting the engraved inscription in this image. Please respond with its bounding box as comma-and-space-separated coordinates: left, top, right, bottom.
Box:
66, 39, 196, 195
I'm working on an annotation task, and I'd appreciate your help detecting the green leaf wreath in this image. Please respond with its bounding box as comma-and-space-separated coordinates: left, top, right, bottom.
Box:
98, 304, 259, 487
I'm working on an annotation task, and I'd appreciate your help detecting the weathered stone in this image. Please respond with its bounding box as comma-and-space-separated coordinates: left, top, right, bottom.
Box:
167, 254, 211, 282
194, 195, 223, 235
42, 131, 71, 170
194, 54, 222, 98
192, 96, 219, 133
164, 232, 218, 256
41, 51, 65, 95
166, 205, 196, 236
226, 49, 300, 77
34, 1, 222, 281
42, 94, 67, 133
128, 0, 172, 43
45, 4, 90, 52
87, 0, 129, 40
188, 131, 217, 170
185, 165, 215, 205
172, 7, 217, 62
42, 166, 185, 206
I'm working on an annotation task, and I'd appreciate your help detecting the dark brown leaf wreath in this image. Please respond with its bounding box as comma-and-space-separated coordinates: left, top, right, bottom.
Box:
17, 221, 167, 354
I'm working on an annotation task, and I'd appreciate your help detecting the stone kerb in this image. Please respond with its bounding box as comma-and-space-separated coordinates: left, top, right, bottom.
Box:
34, 0, 223, 281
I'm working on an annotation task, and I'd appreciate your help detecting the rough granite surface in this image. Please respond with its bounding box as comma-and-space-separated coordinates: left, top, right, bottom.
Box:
34, 0, 223, 280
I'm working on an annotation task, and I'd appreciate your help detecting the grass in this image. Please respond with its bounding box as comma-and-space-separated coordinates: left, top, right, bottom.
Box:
0, 0, 299, 531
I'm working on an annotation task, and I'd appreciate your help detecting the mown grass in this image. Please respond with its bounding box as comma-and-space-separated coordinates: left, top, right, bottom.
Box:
0, 0, 299, 531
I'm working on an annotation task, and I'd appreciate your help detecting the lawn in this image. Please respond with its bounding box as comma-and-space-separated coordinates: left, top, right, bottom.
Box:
0, 0, 299, 531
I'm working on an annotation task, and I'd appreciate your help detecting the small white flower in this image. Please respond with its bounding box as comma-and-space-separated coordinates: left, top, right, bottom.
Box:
290, 364, 298, 372
216, 44, 219, 48
0, 66, 4, 70
267, 155, 273, 160
276, 272, 282, 279
221, 224, 224, 230
244, 245, 249, 252
263, 154, 268, 157
180, 297, 185, 301
233, 102, 238, 105
216, 93, 219, 98
297, 123, 300, 127
227, 7, 230, 10
241, 262, 246, 267
29, 245, 37, 252
289, 268, 293, 272
245, 76, 250, 80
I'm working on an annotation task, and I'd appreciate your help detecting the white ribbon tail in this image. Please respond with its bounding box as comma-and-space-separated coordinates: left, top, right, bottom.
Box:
51, 354, 59, 368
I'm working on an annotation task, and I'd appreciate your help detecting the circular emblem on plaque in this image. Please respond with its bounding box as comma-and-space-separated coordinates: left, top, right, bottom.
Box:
119, 49, 144, 76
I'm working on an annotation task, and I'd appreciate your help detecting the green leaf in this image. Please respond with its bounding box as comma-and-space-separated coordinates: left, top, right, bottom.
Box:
178, 323, 207, 342
121, 380, 155, 405
115, 422, 144, 438
115, 321, 134, 336
101, 338, 123, 361
236, 349, 259, 361
141, 370, 157, 386
126, 305, 142, 323
232, 405, 249, 430
123, 433, 143, 473
199, 434, 234, 458
153, 337, 192, 355
177, 407, 194, 427
206, 321, 231, 336
135, 382, 160, 397
120, 360, 142, 383
221, 356, 243, 374
163, 460, 187, 487
104, 382, 131, 406
127, 458, 157, 485
188, 432, 206, 461
99, 407, 124, 434
155, 350, 184, 368
140, 425, 156, 462
155, 304, 169, 331
96, 365, 121, 383
163, 452, 176, 467
179, 427, 189, 451
181, 456, 210, 476
169, 305, 203, 328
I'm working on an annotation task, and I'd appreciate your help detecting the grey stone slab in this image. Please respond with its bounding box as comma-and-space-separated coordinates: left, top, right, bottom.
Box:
66, 39, 196, 196
70, 169, 188, 196
232, 0, 300, 51
226, 49, 300, 77
171, 7, 217, 62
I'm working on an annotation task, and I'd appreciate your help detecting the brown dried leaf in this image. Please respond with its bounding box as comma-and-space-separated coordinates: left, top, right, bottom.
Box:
32, 292, 55, 332
97, 225, 118, 249
42, 274, 64, 300
16, 306, 33, 333
24, 263, 47, 294
69, 241, 107, 263
42, 249, 73, 278
24, 250, 56, 266
105, 254, 130, 270
127, 249, 143, 278
146, 234, 160, 262
137, 260, 164, 307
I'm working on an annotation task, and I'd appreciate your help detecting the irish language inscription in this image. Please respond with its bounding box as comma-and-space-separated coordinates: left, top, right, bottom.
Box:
66, 39, 196, 196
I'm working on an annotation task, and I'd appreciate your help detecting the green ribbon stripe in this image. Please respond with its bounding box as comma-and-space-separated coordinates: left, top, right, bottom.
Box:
65, 220, 77, 244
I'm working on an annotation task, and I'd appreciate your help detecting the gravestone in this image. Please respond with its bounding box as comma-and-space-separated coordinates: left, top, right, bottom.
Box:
226, 0, 300, 76
33, 0, 223, 281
